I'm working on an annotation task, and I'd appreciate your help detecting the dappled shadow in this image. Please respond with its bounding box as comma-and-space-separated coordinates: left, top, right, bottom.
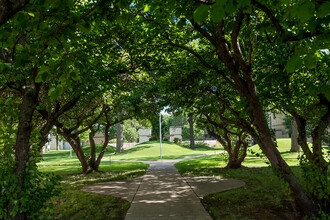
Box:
82, 177, 144, 202
83, 158, 245, 219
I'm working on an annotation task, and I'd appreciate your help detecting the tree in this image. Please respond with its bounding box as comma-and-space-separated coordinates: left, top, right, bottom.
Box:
187, 113, 195, 149
129, 0, 329, 216
116, 121, 124, 153
123, 120, 140, 143
290, 118, 300, 152
205, 122, 248, 169
0, 0, 132, 217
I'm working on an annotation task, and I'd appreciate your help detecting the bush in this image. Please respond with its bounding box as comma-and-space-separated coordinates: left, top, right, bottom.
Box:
0, 147, 61, 219
149, 136, 158, 141
174, 138, 182, 143
195, 142, 209, 148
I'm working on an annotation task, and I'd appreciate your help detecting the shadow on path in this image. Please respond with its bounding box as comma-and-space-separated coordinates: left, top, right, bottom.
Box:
82, 154, 245, 220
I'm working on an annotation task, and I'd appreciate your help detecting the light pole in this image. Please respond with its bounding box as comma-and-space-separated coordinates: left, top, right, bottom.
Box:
69, 118, 72, 157
159, 112, 162, 159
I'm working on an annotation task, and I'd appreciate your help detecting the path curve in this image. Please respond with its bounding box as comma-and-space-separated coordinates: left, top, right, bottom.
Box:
82, 154, 245, 219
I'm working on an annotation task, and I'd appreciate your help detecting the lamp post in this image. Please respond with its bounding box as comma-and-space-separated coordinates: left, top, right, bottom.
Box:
69, 118, 72, 157
159, 112, 162, 159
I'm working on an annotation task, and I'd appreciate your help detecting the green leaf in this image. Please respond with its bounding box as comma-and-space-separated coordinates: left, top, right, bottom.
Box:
238, 0, 251, 8
294, 1, 315, 23
77, 22, 91, 33
216, 0, 227, 5
324, 87, 330, 101
210, 5, 225, 22
144, 4, 150, 12
70, 70, 80, 80
285, 55, 302, 73
35, 71, 48, 83
281, 0, 291, 4
49, 86, 63, 100
317, 1, 330, 18
225, 0, 237, 14
27, 12, 35, 17
304, 54, 317, 69
194, 5, 209, 22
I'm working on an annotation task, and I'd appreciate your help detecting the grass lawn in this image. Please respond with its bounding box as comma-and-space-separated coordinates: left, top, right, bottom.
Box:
110, 141, 221, 161
40, 162, 149, 219
38, 141, 220, 219
175, 140, 330, 220
247, 138, 330, 159
39, 141, 221, 166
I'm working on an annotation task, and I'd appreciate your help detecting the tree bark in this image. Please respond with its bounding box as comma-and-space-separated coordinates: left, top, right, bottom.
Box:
226, 137, 248, 169
0, 0, 30, 27
116, 122, 124, 153
89, 128, 97, 168
188, 114, 195, 149
290, 118, 299, 152
206, 127, 248, 169
11, 86, 38, 220
248, 101, 317, 216
56, 132, 59, 150
94, 123, 111, 170
211, 20, 318, 215
58, 131, 92, 174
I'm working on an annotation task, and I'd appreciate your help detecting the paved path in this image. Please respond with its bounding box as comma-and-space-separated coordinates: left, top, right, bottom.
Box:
82, 155, 245, 220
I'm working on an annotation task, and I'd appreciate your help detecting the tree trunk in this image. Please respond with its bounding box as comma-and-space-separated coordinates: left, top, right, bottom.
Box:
226, 158, 243, 168
226, 139, 248, 169
56, 132, 59, 150
11, 86, 38, 220
116, 122, 124, 153
290, 119, 299, 152
59, 131, 92, 174
215, 40, 318, 214
249, 102, 317, 216
206, 128, 248, 169
94, 123, 111, 170
292, 111, 329, 211
89, 128, 97, 169
188, 114, 195, 149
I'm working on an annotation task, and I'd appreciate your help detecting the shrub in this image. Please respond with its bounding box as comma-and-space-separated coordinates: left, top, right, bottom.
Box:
173, 138, 181, 143
149, 136, 158, 141
0, 147, 62, 219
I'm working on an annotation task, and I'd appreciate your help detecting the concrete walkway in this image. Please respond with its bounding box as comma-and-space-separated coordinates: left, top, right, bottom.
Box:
82, 156, 245, 219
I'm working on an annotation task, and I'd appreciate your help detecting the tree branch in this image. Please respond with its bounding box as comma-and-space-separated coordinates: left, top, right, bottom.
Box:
0, 0, 30, 27
251, 0, 285, 35
164, 35, 236, 88
231, 11, 250, 74
190, 18, 218, 46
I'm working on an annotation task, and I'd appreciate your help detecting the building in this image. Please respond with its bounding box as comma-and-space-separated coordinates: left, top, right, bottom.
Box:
269, 113, 289, 138
139, 128, 151, 143
169, 126, 182, 142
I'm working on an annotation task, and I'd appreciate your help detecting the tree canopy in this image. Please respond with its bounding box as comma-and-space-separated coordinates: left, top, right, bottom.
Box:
0, 0, 329, 218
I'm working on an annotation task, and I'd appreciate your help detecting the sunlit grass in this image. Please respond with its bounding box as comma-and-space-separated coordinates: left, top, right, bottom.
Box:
247, 138, 329, 161
111, 141, 221, 161
41, 162, 149, 219
39, 141, 221, 167
175, 154, 329, 219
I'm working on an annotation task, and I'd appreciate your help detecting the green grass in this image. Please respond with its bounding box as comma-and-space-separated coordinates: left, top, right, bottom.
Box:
111, 141, 221, 161
247, 138, 299, 159
247, 138, 329, 160
39, 141, 221, 166
39, 144, 117, 166
175, 153, 330, 219
41, 162, 149, 219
